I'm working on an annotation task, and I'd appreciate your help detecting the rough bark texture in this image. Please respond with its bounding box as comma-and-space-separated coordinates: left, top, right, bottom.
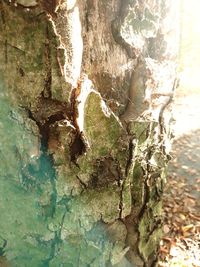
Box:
0, 0, 179, 266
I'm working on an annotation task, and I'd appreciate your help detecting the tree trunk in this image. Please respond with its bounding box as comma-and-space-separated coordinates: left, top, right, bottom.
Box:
0, 1, 179, 266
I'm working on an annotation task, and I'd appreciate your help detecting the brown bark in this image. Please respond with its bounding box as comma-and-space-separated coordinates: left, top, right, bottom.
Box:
0, 0, 179, 266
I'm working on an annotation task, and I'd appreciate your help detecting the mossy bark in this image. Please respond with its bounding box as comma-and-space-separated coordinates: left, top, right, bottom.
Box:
0, 0, 179, 266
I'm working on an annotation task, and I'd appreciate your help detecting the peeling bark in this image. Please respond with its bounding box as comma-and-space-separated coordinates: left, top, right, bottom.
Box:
0, 0, 179, 266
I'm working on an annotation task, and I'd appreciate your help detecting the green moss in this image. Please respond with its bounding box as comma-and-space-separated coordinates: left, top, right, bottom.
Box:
131, 161, 145, 213
129, 121, 158, 145
0, 3, 68, 106
68, 186, 121, 225
55, 165, 83, 197
138, 200, 162, 260
127, 118, 166, 262
83, 91, 129, 172
139, 228, 162, 261
84, 92, 122, 156
122, 177, 132, 217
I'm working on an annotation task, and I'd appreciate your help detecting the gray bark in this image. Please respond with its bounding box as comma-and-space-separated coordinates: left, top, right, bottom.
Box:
0, 0, 179, 266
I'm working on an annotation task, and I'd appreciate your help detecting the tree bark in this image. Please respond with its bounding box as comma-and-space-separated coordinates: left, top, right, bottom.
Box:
0, 0, 179, 266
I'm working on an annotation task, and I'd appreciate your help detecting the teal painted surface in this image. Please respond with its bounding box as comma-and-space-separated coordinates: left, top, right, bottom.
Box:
0, 82, 112, 267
